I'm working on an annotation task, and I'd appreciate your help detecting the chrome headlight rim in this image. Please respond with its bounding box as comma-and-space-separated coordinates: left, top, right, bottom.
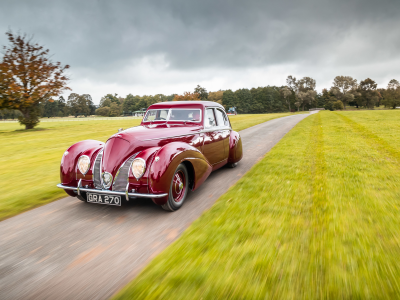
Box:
77, 155, 91, 175
131, 158, 146, 180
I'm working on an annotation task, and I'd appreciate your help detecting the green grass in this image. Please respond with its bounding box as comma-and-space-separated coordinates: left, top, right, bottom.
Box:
114, 110, 400, 299
0, 113, 296, 221
0, 119, 142, 221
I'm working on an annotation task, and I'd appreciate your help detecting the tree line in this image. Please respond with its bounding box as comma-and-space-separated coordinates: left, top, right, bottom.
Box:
1, 31, 400, 129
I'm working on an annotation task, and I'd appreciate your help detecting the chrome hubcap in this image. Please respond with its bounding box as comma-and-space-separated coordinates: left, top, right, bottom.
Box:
172, 170, 185, 203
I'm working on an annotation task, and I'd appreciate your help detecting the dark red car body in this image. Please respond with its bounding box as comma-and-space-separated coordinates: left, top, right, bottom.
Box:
58, 101, 243, 210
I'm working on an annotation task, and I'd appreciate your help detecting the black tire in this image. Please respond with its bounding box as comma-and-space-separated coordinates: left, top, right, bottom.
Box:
226, 162, 238, 168
162, 164, 189, 211
76, 192, 87, 202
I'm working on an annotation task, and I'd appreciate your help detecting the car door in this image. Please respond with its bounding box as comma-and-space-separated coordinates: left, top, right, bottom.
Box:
202, 108, 226, 165
214, 108, 231, 159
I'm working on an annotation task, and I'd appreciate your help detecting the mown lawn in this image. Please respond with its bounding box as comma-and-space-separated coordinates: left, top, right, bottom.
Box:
114, 110, 400, 299
0, 112, 295, 221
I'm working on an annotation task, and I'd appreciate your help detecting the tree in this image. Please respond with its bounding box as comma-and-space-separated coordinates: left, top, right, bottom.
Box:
286, 75, 298, 93
99, 94, 120, 107
297, 77, 316, 110
208, 91, 224, 104
42, 98, 58, 117
333, 100, 344, 110
382, 79, 400, 109
109, 102, 122, 117
0, 31, 70, 129
357, 78, 381, 108
67, 93, 92, 117
123, 94, 138, 113
95, 106, 110, 116
281, 86, 292, 111
222, 89, 236, 110
286, 75, 317, 111
173, 92, 201, 101
234, 88, 252, 113
330, 76, 358, 109
194, 85, 208, 100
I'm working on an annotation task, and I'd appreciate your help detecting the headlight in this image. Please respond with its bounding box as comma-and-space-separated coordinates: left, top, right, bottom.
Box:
77, 155, 90, 175
131, 158, 146, 179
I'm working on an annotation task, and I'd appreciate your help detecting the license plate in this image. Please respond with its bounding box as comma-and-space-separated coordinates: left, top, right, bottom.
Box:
87, 193, 121, 206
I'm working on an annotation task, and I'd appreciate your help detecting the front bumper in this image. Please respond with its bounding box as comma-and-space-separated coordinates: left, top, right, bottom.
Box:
57, 181, 168, 201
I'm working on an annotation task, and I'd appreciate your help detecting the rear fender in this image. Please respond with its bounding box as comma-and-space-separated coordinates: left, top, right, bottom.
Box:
60, 140, 104, 196
149, 142, 212, 205
228, 131, 243, 164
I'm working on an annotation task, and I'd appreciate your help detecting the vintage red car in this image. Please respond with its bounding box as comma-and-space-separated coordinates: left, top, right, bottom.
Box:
57, 101, 243, 211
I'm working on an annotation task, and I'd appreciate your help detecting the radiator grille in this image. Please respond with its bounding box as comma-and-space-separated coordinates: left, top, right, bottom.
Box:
93, 150, 103, 189
112, 154, 138, 192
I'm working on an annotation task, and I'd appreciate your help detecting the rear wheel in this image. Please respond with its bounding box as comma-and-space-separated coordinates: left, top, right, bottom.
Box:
162, 164, 189, 211
226, 162, 238, 168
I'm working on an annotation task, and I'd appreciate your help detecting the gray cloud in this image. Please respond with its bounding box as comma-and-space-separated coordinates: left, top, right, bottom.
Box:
1, 0, 400, 102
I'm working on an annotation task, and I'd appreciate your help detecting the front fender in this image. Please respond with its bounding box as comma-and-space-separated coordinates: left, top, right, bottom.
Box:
149, 142, 212, 205
60, 140, 104, 196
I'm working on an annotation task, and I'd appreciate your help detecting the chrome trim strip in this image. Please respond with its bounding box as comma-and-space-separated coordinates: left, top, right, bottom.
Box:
92, 150, 103, 189
125, 183, 130, 201
199, 127, 231, 133
99, 151, 104, 188
112, 152, 139, 190
77, 179, 82, 196
57, 184, 168, 199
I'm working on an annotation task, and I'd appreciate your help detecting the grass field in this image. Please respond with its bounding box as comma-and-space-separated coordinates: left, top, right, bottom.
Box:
114, 110, 400, 299
0, 112, 295, 221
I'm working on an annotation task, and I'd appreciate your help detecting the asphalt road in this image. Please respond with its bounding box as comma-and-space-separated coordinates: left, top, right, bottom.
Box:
0, 113, 312, 300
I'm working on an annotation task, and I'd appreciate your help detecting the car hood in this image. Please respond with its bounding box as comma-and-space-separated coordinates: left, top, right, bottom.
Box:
101, 124, 202, 182
112, 123, 203, 142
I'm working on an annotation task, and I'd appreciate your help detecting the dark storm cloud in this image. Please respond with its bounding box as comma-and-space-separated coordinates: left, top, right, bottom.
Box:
1, 0, 400, 96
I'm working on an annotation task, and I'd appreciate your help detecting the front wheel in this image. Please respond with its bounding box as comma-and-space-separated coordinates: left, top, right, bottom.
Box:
162, 164, 189, 211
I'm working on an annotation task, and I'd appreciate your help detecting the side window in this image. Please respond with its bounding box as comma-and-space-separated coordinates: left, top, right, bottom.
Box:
215, 109, 229, 127
205, 108, 216, 128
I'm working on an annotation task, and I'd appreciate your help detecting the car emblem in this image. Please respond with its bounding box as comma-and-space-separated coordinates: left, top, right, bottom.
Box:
102, 172, 113, 189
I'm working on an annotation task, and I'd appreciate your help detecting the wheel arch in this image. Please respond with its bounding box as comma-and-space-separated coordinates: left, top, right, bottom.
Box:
60, 139, 104, 196
181, 160, 195, 190
149, 142, 212, 205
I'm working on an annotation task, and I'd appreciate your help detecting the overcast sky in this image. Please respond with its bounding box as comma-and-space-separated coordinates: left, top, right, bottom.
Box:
1, 0, 400, 104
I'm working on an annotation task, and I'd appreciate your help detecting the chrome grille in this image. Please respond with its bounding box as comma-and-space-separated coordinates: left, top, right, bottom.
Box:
112, 154, 138, 191
93, 150, 103, 189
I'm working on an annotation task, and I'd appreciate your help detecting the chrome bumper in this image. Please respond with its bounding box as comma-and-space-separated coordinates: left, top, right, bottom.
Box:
57, 181, 168, 201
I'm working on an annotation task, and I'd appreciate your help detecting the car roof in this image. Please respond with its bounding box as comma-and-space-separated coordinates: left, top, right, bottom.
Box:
147, 100, 225, 110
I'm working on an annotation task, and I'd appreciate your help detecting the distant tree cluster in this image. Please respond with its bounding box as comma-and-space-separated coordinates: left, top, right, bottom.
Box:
95, 94, 123, 117
122, 93, 175, 115
381, 79, 400, 109
2, 32, 400, 129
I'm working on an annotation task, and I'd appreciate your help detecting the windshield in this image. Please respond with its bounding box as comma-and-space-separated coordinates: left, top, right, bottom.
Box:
143, 109, 169, 122
143, 109, 202, 122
